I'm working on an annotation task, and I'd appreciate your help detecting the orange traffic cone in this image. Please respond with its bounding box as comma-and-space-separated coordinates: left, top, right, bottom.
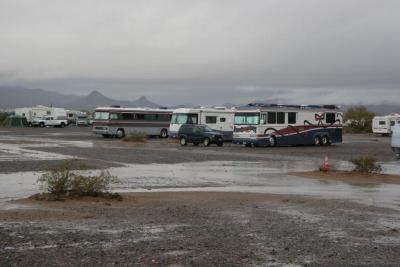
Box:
321, 155, 331, 172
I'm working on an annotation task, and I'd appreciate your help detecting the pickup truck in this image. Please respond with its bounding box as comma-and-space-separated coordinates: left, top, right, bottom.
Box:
32, 116, 68, 128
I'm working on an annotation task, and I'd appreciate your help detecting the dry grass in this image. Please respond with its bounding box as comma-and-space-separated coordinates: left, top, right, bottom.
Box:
122, 132, 147, 142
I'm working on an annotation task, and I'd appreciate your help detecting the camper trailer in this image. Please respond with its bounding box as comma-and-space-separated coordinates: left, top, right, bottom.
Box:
372, 114, 400, 136
169, 108, 235, 140
14, 106, 67, 126
392, 125, 400, 159
233, 103, 343, 147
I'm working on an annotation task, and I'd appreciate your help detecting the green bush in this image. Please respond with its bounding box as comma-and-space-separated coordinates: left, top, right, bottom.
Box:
0, 113, 8, 127
122, 132, 147, 142
351, 156, 382, 173
344, 106, 375, 133
37, 160, 118, 197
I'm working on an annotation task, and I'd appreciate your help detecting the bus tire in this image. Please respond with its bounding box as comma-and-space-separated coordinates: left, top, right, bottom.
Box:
180, 137, 187, 146
60, 122, 66, 128
203, 138, 210, 147
269, 136, 277, 147
160, 129, 168, 138
321, 135, 330, 146
314, 136, 322, 146
116, 129, 125, 138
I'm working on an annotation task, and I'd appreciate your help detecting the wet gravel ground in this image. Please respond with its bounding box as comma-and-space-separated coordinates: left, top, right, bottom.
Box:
1, 193, 400, 266
0, 127, 399, 266
0, 127, 396, 173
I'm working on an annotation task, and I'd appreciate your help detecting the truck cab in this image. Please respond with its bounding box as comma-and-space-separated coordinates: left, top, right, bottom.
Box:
32, 116, 67, 128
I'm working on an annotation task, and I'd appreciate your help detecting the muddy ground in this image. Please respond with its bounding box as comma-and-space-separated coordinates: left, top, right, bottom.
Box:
0, 127, 399, 266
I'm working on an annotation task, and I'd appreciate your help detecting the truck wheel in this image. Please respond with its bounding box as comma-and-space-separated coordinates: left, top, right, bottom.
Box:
39, 122, 45, 128
116, 129, 125, 138
159, 129, 168, 138
203, 138, 210, 147
269, 136, 277, 147
60, 122, 66, 128
321, 135, 330, 146
180, 137, 187, 146
314, 136, 322, 146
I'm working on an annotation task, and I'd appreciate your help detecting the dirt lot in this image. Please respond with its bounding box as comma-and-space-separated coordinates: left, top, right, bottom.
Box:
0, 127, 399, 266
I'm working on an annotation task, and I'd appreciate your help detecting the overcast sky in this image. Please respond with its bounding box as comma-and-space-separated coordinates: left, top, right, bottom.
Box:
0, 0, 399, 106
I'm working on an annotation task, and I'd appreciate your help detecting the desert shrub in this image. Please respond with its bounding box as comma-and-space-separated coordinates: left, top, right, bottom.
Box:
69, 171, 116, 196
0, 113, 8, 127
122, 132, 147, 142
37, 160, 118, 197
351, 156, 382, 173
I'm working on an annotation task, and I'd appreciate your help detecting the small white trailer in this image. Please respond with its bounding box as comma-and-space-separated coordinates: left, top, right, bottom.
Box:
372, 113, 400, 136
169, 107, 235, 140
392, 125, 400, 159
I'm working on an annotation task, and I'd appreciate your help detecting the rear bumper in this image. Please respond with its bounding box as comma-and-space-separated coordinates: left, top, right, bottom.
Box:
232, 137, 269, 146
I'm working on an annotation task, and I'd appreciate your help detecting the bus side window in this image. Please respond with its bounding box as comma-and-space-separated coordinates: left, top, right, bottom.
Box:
206, 116, 217, 124
220, 117, 226, 122
277, 112, 285, 124
260, 113, 266, 124
288, 112, 296, 124
268, 112, 276, 124
326, 113, 336, 124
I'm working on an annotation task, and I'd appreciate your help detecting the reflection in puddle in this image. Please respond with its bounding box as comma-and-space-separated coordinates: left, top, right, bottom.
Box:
1, 161, 400, 211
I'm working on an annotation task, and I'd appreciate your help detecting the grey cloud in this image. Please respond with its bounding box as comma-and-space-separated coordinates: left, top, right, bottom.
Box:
0, 0, 399, 105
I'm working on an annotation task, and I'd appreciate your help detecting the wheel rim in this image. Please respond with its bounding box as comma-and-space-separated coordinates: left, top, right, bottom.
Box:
180, 138, 186, 145
269, 137, 275, 146
322, 136, 328, 145
161, 130, 167, 138
314, 137, 320, 145
117, 130, 124, 138
204, 138, 209, 146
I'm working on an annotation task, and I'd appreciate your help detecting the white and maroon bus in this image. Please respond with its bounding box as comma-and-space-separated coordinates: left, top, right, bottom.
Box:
92, 107, 173, 138
233, 103, 343, 147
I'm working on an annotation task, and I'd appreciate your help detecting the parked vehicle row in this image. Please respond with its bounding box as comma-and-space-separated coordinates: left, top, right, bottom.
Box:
91, 104, 344, 148
14, 105, 92, 127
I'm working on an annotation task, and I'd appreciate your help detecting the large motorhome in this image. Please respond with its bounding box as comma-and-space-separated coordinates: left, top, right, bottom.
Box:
233, 103, 343, 147
14, 105, 67, 126
169, 108, 235, 140
372, 114, 400, 136
92, 107, 173, 138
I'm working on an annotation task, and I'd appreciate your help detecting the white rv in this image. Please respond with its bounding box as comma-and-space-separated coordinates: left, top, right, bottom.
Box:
392, 125, 400, 159
14, 105, 67, 126
169, 108, 235, 140
233, 104, 343, 147
372, 113, 400, 136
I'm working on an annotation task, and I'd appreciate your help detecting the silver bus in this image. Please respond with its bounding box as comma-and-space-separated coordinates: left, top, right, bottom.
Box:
92, 107, 173, 138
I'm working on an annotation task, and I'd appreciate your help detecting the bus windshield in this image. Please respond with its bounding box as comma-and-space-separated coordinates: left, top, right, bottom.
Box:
94, 112, 109, 120
234, 113, 260, 125
171, 113, 198, 124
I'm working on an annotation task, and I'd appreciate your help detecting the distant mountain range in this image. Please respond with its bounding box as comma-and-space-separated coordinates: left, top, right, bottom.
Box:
0, 87, 161, 110
0, 87, 398, 114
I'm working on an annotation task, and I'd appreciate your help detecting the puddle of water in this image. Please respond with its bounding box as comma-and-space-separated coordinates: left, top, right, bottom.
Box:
0, 135, 93, 162
380, 161, 400, 175
1, 161, 400, 211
